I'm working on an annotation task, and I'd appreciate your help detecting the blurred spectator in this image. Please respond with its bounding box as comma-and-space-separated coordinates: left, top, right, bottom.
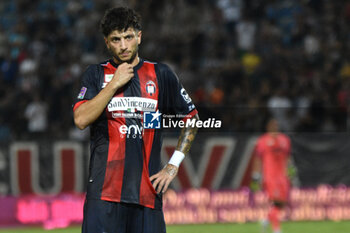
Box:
0, 53, 18, 85
210, 87, 225, 105
235, 14, 256, 52
18, 52, 39, 92
24, 93, 47, 135
0, 116, 11, 142
69, 126, 90, 141
0, 26, 7, 59
267, 89, 293, 131
241, 51, 261, 75
216, 0, 243, 34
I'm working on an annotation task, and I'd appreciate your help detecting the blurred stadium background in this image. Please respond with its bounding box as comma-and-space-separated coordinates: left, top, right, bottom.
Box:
1, 0, 350, 232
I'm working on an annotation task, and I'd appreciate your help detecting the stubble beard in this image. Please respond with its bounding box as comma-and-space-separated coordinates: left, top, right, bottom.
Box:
111, 46, 139, 65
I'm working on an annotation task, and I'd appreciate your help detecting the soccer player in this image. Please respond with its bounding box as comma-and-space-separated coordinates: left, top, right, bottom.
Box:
73, 7, 199, 233
251, 118, 291, 233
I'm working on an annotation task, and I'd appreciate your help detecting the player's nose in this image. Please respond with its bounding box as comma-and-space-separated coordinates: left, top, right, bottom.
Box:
120, 39, 127, 49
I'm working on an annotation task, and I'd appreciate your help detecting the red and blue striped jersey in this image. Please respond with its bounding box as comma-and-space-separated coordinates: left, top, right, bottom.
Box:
73, 58, 197, 209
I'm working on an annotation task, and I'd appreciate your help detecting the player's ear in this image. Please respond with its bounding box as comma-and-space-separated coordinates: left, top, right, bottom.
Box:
104, 37, 110, 49
137, 30, 142, 45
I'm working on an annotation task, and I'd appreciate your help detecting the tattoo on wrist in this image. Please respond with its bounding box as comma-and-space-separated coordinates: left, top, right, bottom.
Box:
165, 165, 177, 176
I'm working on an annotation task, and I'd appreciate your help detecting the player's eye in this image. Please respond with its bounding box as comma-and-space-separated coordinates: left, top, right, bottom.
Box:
111, 37, 120, 42
125, 35, 133, 40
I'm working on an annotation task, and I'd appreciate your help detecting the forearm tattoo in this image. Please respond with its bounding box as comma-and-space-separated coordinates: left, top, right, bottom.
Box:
176, 114, 199, 154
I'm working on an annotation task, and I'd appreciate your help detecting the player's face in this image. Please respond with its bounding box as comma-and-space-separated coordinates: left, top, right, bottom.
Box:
267, 119, 279, 133
105, 27, 141, 65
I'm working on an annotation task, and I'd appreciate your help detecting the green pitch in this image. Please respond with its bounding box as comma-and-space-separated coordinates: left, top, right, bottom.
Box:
0, 221, 349, 233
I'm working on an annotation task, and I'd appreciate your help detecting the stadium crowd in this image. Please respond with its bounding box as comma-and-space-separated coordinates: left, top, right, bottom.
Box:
0, 0, 349, 141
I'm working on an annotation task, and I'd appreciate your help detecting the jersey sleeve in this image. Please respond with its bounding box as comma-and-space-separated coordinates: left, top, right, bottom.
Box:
157, 63, 197, 119
73, 65, 101, 111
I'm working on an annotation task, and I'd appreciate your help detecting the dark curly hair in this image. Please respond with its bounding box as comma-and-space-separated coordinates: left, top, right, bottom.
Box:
100, 7, 142, 37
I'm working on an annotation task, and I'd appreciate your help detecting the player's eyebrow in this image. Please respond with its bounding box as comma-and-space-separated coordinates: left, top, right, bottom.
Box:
110, 36, 120, 40
123, 33, 134, 38
110, 33, 134, 40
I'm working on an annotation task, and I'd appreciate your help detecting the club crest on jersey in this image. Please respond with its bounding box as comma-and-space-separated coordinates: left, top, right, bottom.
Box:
145, 81, 156, 96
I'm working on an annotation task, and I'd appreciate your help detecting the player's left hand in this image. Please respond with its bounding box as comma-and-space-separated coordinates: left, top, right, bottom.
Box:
250, 180, 261, 192
150, 164, 178, 194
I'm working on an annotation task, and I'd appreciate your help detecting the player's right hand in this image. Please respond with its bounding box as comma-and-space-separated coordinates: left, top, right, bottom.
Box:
111, 63, 134, 89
